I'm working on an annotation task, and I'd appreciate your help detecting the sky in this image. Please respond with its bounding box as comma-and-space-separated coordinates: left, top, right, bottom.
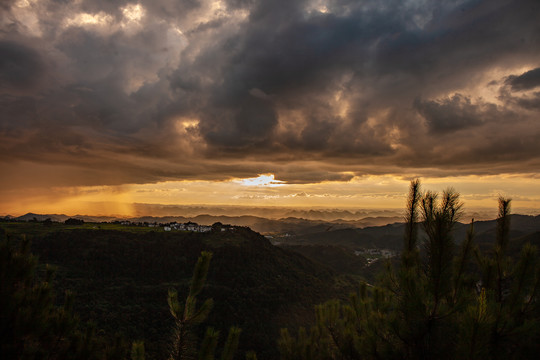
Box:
1, 0, 540, 217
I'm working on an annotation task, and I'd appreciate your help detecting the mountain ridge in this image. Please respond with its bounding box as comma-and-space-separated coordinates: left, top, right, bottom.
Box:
9, 213, 539, 236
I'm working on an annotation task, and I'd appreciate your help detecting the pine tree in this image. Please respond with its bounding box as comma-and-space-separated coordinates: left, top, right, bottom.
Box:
167, 251, 245, 360
278, 180, 540, 360
474, 198, 540, 359
0, 231, 105, 360
168, 251, 215, 360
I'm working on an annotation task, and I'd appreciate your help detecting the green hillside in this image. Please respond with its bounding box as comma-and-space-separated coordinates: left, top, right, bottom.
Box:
1, 223, 357, 360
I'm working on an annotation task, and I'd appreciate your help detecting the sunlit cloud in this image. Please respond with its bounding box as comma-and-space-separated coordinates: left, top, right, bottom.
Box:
235, 174, 286, 187
11, 0, 43, 37
120, 3, 146, 34
63, 12, 114, 31
122, 3, 145, 22
175, 118, 200, 132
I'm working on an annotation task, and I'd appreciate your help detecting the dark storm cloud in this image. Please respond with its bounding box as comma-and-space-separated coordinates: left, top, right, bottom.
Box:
1, 0, 540, 187
276, 168, 355, 184
414, 94, 493, 133
505, 68, 540, 91
499, 68, 540, 111
0, 41, 45, 91
201, 95, 278, 149
515, 93, 540, 110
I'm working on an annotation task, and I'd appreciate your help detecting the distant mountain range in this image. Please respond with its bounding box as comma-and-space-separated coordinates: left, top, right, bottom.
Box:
5, 212, 404, 234
278, 214, 540, 252
4, 213, 119, 223
6, 213, 540, 244
5, 202, 515, 227
270, 214, 540, 280
131, 204, 406, 221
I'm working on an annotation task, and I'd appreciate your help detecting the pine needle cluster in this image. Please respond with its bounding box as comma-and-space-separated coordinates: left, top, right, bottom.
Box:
165, 251, 248, 360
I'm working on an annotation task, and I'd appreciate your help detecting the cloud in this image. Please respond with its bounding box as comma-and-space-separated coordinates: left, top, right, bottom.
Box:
414, 94, 492, 133
505, 67, 540, 91
0, 41, 47, 94
1, 0, 540, 189
499, 67, 540, 111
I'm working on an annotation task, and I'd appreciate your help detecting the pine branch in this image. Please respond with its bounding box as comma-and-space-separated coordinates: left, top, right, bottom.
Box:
198, 328, 219, 360
403, 179, 421, 257
189, 252, 212, 298
221, 327, 241, 360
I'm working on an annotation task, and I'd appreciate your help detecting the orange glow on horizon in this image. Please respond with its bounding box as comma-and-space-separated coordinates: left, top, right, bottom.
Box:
1, 174, 539, 218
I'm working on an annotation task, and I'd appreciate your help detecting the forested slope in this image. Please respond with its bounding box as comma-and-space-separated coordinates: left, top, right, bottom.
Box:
9, 225, 356, 360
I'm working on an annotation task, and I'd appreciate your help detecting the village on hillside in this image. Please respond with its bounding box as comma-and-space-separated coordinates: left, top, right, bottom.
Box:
121, 220, 237, 233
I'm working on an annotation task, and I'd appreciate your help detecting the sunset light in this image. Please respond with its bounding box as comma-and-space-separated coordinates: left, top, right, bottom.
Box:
1, 0, 539, 219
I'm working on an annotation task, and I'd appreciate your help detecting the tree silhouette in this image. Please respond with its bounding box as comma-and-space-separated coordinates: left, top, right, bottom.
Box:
166, 251, 243, 360
0, 230, 108, 359
279, 180, 540, 359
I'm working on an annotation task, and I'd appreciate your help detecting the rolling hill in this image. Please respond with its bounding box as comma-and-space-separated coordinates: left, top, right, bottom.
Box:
2, 224, 357, 360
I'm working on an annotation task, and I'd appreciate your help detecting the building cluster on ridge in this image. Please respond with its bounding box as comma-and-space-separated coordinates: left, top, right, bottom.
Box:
131, 220, 236, 233
163, 222, 212, 232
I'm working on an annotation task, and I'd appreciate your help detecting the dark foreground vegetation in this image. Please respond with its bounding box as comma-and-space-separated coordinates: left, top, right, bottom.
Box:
0, 223, 355, 359
1, 181, 540, 359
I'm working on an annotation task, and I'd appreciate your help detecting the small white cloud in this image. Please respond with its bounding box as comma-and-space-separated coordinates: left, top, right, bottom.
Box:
63, 11, 114, 33
235, 174, 286, 187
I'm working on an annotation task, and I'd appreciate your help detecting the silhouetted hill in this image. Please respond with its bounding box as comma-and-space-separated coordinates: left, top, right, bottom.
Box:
281, 215, 540, 251
280, 244, 367, 275
7, 225, 356, 360
12, 213, 404, 234
283, 223, 405, 250
275, 215, 540, 284
15, 212, 117, 223
512, 231, 540, 251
